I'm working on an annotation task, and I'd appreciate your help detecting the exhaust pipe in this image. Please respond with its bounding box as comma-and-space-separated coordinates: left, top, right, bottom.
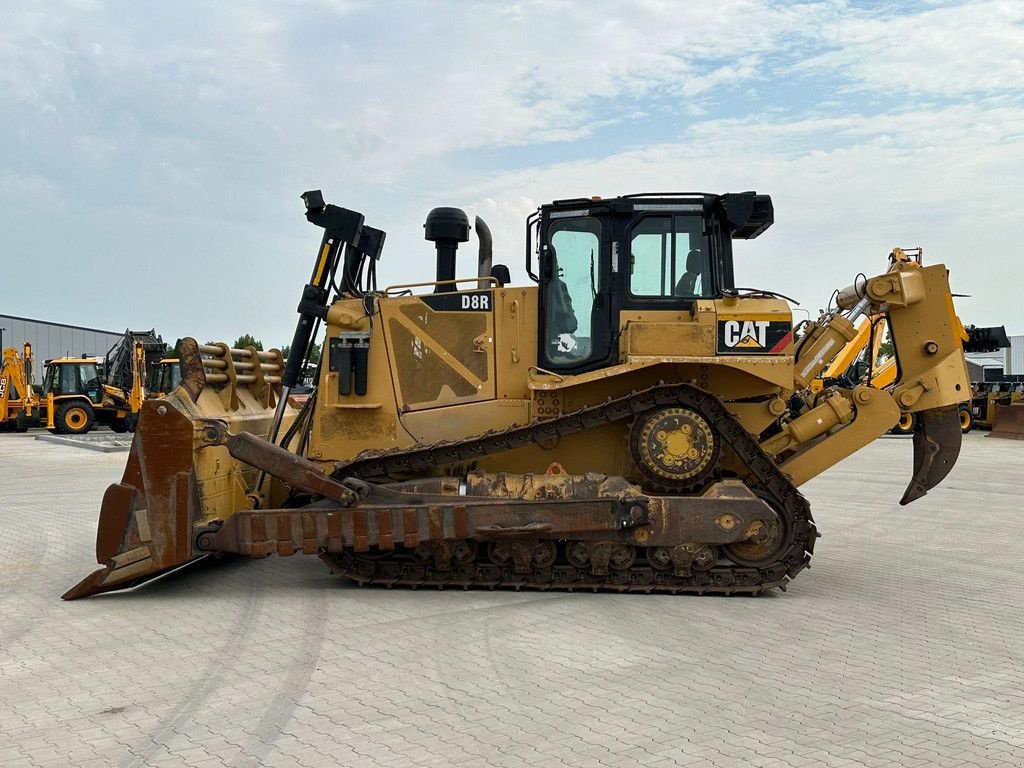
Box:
476, 215, 492, 289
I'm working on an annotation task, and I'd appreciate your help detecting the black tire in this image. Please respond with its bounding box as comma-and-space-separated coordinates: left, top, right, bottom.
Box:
890, 412, 915, 436
111, 412, 140, 433
959, 405, 973, 434
54, 401, 95, 435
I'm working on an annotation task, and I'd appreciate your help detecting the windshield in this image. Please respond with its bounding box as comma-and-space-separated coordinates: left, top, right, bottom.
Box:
43, 362, 100, 397
42, 364, 57, 394
629, 214, 712, 299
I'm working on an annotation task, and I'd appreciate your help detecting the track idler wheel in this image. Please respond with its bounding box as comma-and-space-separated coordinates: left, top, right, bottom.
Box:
631, 407, 719, 488
723, 515, 788, 568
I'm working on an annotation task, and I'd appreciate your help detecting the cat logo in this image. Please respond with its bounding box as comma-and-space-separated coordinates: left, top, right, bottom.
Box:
717, 317, 792, 355
723, 320, 768, 349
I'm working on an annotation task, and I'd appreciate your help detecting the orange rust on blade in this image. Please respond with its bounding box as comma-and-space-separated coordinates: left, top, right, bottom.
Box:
403, 508, 418, 547
173, 472, 192, 562
251, 514, 267, 557
96, 484, 136, 563
453, 505, 469, 539
353, 510, 369, 552
327, 512, 342, 552
239, 514, 253, 556
277, 513, 293, 557
177, 337, 207, 402
302, 512, 317, 555
134, 402, 196, 569
378, 510, 394, 550
429, 506, 443, 540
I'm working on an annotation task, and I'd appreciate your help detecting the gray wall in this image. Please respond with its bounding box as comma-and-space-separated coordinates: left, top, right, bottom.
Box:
1005, 335, 1024, 376
0, 315, 125, 384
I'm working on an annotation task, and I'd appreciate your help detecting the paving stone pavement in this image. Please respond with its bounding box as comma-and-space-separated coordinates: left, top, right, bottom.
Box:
1, 432, 1022, 768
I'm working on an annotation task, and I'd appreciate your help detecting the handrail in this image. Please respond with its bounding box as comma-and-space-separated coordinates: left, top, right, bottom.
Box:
383, 276, 499, 296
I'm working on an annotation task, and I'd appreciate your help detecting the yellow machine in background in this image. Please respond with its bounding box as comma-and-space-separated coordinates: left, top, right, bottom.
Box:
41, 330, 165, 434
0, 343, 40, 432
147, 357, 182, 399
812, 249, 1008, 435
66, 190, 971, 600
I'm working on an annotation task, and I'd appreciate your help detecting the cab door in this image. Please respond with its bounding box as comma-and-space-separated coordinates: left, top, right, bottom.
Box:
536, 210, 613, 373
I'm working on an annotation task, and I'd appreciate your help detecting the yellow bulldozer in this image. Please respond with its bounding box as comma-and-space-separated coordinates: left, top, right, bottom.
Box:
65, 190, 970, 600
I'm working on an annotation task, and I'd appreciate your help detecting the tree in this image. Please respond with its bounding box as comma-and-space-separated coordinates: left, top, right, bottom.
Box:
280, 342, 321, 363
233, 334, 263, 351
164, 338, 185, 359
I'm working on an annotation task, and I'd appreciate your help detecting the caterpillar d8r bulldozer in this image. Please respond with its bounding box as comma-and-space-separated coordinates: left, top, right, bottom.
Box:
64, 190, 971, 600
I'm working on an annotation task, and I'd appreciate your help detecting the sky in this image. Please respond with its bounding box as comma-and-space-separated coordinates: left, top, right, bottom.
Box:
2, 0, 1022, 348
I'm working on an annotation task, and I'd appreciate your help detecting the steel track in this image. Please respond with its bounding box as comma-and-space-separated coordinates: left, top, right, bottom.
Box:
327, 383, 817, 595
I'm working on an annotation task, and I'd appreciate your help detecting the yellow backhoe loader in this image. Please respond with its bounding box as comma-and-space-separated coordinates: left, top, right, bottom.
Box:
65, 190, 970, 600
0, 343, 40, 432
42, 330, 165, 434
147, 357, 182, 399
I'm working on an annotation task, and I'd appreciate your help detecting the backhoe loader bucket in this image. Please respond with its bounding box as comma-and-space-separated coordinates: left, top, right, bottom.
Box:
63, 338, 291, 600
990, 403, 1024, 440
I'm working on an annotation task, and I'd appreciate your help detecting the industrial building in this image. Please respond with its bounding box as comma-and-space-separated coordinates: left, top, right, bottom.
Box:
0, 314, 125, 384
965, 333, 1023, 383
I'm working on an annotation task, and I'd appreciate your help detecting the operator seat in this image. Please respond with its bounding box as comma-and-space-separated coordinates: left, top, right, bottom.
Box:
674, 249, 703, 297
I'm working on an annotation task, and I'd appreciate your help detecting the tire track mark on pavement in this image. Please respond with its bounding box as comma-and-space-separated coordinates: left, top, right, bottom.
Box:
231, 583, 328, 767
121, 570, 263, 768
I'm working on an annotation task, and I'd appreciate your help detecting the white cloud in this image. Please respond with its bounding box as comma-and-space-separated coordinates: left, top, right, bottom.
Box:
798, 0, 1024, 96
0, 0, 1022, 343
436, 100, 1024, 330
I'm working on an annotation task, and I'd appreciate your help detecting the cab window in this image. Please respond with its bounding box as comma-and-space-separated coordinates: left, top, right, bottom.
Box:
629, 215, 712, 299
543, 217, 601, 365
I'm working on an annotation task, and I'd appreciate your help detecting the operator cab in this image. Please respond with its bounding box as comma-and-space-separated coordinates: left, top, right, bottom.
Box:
528, 192, 773, 373
148, 359, 182, 397
42, 359, 104, 404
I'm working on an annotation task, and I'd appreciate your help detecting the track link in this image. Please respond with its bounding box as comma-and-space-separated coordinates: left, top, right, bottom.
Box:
327, 383, 817, 594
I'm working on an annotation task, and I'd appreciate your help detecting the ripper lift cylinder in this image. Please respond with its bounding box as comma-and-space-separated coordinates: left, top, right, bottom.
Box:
793, 297, 870, 389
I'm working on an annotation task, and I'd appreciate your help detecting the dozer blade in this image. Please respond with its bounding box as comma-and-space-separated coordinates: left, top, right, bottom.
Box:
900, 405, 962, 506
63, 338, 291, 600
990, 403, 1024, 440
62, 394, 203, 599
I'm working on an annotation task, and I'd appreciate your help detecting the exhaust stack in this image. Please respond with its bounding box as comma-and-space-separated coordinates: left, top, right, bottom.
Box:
475, 215, 493, 288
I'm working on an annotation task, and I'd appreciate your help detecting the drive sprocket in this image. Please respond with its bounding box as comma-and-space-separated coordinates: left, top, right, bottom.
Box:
630, 406, 720, 489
